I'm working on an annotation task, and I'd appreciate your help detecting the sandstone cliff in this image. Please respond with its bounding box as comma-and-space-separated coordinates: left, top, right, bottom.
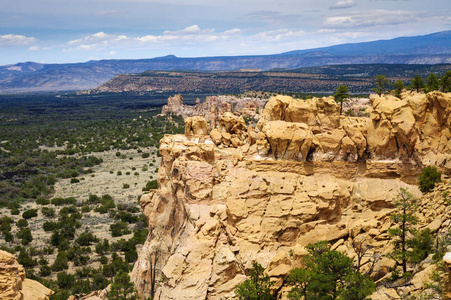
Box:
0, 250, 53, 300
161, 94, 266, 124
132, 92, 451, 299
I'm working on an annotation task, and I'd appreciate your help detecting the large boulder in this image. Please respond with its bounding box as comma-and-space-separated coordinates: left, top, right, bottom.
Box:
0, 250, 53, 300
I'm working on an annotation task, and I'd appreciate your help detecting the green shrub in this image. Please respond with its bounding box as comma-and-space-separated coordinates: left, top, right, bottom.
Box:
117, 171, 122, 176
41, 207, 55, 217
11, 208, 20, 215
70, 178, 80, 184
36, 198, 50, 205
76, 230, 99, 246
110, 222, 131, 237
22, 209, 38, 219
100, 255, 108, 265
52, 251, 69, 271
57, 271, 75, 289
43, 221, 58, 231
40, 265, 52, 277
142, 180, 158, 191
123, 183, 130, 189
16, 227, 33, 245
16, 219, 28, 228
418, 166, 441, 193
141, 153, 150, 158
51, 197, 77, 206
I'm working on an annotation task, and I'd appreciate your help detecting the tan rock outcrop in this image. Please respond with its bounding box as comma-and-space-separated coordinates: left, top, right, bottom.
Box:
160, 94, 267, 123
254, 92, 451, 175
0, 250, 53, 300
185, 116, 209, 136
133, 92, 451, 300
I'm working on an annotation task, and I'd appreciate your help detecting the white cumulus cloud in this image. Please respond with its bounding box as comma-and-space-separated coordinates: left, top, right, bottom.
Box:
66, 25, 242, 52
0, 34, 37, 47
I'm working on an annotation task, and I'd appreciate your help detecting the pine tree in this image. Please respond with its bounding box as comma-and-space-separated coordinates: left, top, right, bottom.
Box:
411, 75, 425, 93
373, 74, 390, 96
439, 70, 451, 92
393, 80, 405, 98
334, 85, 349, 115
425, 73, 439, 92
235, 262, 274, 300
107, 271, 138, 300
387, 188, 418, 274
286, 241, 375, 300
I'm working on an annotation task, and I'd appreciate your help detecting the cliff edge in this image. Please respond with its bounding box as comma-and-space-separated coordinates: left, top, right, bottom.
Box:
132, 92, 451, 299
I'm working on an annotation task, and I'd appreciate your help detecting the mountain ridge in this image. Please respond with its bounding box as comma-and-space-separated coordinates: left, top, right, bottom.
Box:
1, 30, 450, 93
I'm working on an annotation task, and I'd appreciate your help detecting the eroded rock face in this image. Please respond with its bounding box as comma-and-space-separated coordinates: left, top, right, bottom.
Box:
160, 94, 267, 122
255, 92, 451, 173
0, 250, 53, 300
132, 92, 451, 300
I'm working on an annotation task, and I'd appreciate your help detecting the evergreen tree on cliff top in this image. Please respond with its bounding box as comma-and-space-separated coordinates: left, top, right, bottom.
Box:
393, 80, 405, 98
439, 70, 451, 92
425, 73, 440, 93
334, 85, 349, 115
411, 75, 425, 93
373, 74, 390, 96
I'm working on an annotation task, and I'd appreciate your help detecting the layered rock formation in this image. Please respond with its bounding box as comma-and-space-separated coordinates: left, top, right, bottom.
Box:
132, 92, 451, 299
0, 250, 53, 300
161, 94, 266, 124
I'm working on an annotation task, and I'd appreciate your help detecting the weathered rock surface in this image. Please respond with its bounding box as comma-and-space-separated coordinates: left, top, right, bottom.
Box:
133, 92, 451, 300
0, 250, 53, 300
255, 92, 451, 175
160, 94, 267, 123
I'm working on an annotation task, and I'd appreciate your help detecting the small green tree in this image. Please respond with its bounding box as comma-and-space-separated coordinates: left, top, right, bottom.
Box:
286, 268, 311, 300
235, 262, 274, 300
287, 241, 375, 300
393, 80, 405, 98
408, 228, 433, 264
418, 166, 441, 193
334, 85, 349, 115
107, 271, 138, 300
425, 73, 440, 93
439, 70, 451, 92
387, 188, 418, 274
411, 75, 425, 93
373, 74, 390, 96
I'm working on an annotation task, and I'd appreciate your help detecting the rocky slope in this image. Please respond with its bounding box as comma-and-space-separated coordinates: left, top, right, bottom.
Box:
0, 250, 53, 300
132, 92, 451, 299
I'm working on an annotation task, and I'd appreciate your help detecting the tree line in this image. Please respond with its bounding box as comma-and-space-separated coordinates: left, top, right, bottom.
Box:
333, 70, 451, 114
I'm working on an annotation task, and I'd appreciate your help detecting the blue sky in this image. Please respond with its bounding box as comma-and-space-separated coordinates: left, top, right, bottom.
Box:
1, 0, 450, 65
